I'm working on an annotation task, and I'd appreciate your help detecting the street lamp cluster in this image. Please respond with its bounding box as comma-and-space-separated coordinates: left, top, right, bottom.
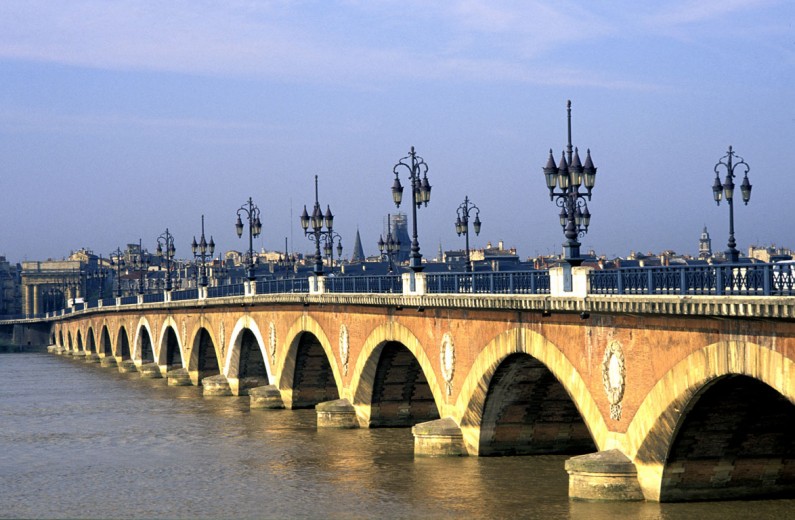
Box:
300, 175, 336, 276
542, 100, 597, 266
192, 215, 215, 287
391, 146, 432, 272
378, 214, 401, 273
712, 146, 752, 263
156, 229, 176, 291
455, 196, 482, 272
84, 101, 754, 303
236, 198, 262, 281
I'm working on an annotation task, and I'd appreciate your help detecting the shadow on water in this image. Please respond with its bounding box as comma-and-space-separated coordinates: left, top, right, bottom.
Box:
1, 353, 794, 519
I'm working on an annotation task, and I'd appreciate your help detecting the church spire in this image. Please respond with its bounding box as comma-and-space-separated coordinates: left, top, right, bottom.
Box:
351, 229, 365, 263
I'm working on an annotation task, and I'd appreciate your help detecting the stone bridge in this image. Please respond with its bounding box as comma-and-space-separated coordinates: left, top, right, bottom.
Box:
41, 282, 795, 503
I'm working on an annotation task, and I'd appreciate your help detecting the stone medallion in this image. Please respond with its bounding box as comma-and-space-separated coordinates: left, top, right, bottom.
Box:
269, 322, 277, 368
219, 322, 225, 357
339, 324, 349, 376
601, 340, 626, 420
182, 320, 187, 349
440, 333, 455, 396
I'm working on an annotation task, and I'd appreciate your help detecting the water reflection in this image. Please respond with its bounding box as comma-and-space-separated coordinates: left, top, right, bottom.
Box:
1, 353, 792, 519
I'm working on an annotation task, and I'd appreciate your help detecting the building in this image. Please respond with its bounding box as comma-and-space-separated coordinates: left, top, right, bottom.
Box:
698, 226, 712, 259
0, 256, 21, 316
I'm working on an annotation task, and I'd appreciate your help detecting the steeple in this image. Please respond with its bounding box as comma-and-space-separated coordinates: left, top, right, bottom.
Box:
351, 229, 365, 263
699, 226, 712, 259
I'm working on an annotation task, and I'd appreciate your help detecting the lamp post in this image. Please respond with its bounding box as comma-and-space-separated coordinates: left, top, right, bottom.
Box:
214, 253, 228, 285
110, 247, 125, 297
542, 100, 597, 266
130, 239, 150, 294
712, 146, 752, 263
89, 255, 108, 300
378, 214, 401, 273
323, 232, 343, 274
236, 198, 262, 281
278, 237, 295, 277
192, 215, 215, 287
391, 146, 432, 272
300, 175, 335, 276
156, 228, 176, 291
455, 196, 482, 272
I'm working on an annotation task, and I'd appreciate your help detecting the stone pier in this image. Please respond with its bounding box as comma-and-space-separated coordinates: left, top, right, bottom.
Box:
412, 418, 465, 456
564, 450, 644, 501
316, 399, 358, 428
249, 385, 285, 409
202, 375, 232, 396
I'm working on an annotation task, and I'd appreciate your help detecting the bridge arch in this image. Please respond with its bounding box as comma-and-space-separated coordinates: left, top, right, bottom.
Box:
67, 331, 73, 351
187, 325, 221, 385
115, 325, 131, 360
279, 315, 341, 409
455, 326, 605, 456
76, 329, 83, 352
628, 340, 795, 502
86, 327, 96, 353
223, 317, 271, 394
99, 325, 112, 356
350, 321, 445, 428
157, 317, 184, 370
133, 317, 156, 364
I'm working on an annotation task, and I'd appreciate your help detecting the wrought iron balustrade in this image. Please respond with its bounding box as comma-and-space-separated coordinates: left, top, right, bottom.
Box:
589, 263, 795, 296
426, 271, 550, 294
325, 275, 403, 293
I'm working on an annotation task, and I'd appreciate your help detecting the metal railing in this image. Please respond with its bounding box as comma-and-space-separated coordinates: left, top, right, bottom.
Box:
426, 271, 550, 294
589, 263, 795, 296
171, 288, 199, 301
143, 292, 165, 304
7, 263, 794, 324
325, 275, 402, 293
256, 278, 309, 294
207, 283, 245, 298
119, 296, 138, 305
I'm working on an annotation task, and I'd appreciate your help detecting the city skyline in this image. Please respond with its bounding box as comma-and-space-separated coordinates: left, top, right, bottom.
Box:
1, 1, 793, 263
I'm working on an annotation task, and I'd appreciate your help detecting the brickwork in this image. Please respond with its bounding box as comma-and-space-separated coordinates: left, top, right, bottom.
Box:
47, 292, 795, 501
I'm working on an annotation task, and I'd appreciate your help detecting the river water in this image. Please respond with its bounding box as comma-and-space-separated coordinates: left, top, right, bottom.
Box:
1, 353, 792, 519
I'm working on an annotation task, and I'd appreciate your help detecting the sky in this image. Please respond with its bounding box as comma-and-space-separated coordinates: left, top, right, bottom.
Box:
1, 0, 793, 264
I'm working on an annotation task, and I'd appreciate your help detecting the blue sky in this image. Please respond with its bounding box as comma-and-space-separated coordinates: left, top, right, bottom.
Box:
1, 0, 793, 263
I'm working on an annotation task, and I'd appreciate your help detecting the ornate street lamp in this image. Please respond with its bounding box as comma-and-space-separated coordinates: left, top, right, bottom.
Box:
130, 239, 150, 294
542, 100, 597, 266
391, 146, 432, 272
712, 146, 752, 263
323, 232, 343, 274
278, 237, 296, 277
192, 215, 215, 287
156, 228, 176, 291
236, 197, 262, 281
455, 196, 482, 272
300, 175, 335, 276
110, 247, 125, 297
378, 214, 401, 273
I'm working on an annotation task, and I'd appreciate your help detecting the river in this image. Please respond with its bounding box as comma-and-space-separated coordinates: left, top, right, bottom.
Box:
1, 353, 792, 519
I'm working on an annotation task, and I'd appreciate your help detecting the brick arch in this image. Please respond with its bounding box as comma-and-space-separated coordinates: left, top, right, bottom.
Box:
58, 329, 64, 348
76, 329, 83, 351
99, 324, 113, 356
223, 316, 271, 394
156, 316, 184, 369
115, 325, 131, 359
455, 326, 606, 456
85, 326, 96, 353
278, 314, 342, 409
132, 317, 155, 364
350, 321, 445, 428
627, 340, 795, 501
67, 330, 73, 351
187, 323, 221, 385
